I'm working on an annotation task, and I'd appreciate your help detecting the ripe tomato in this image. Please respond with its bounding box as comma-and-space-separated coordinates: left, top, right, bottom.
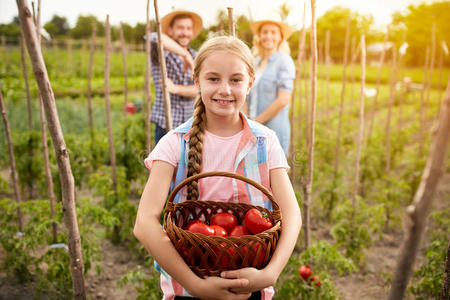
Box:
210, 212, 238, 233
213, 242, 236, 268
298, 265, 312, 280
210, 225, 228, 237
242, 242, 266, 267
244, 209, 273, 234
309, 275, 321, 287
186, 222, 215, 236
229, 225, 249, 237
184, 219, 202, 230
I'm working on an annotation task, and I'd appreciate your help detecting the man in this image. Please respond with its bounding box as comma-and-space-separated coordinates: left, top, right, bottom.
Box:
150, 10, 202, 144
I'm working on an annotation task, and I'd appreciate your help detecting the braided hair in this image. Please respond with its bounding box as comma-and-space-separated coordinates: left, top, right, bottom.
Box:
186, 36, 255, 200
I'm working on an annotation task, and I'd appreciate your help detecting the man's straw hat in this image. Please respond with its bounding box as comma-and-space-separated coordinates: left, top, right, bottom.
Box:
161, 10, 203, 39
250, 20, 294, 41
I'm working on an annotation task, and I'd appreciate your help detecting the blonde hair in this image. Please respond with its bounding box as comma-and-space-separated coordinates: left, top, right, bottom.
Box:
252, 24, 290, 57
186, 36, 255, 200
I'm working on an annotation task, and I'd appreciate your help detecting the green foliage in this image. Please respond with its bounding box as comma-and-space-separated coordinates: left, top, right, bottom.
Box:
409, 207, 450, 300
44, 15, 70, 39
118, 256, 163, 300
276, 257, 339, 299
0, 196, 115, 297
88, 165, 137, 244
330, 198, 384, 266
12, 130, 44, 199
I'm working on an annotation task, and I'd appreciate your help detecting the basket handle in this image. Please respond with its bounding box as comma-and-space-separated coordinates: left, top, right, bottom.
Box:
166, 171, 279, 211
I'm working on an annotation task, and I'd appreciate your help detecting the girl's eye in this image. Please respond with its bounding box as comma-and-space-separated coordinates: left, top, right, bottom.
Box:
232, 78, 243, 83
207, 77, 219, 82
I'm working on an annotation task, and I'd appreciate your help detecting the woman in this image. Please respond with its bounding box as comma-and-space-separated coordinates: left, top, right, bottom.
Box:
247, 20, 296, 155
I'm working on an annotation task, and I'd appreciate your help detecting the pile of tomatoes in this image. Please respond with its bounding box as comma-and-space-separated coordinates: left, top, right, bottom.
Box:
177, 208, 274, 269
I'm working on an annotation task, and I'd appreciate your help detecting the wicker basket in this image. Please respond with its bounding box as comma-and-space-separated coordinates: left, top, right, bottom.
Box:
163, 171, 282, 277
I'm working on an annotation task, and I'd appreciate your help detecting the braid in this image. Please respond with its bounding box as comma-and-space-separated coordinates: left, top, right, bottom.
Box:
187, 96, 206, 200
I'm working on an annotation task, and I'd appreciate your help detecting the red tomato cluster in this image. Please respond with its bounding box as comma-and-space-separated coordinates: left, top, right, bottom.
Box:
184, 209, 273, 237
181, 209, 274, 269
298, 265, 322, 287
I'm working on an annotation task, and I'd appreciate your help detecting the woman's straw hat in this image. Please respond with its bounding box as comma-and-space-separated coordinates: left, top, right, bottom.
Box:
250, 20, 294, 40
161, 10, 203, 39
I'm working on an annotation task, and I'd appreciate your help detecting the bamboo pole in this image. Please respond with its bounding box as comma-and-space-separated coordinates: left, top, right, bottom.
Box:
145, 0, 152, 154
289, 1, 306, 182
333, 18, 351, 182
303, 0, 318, 249
0, 87, 24, 232
349, 36, 357, 102
67, 38, 73, 75
154, 0, 173, 131
325, 29, 330, 118
16, 1, 86, 298
437, 47, 444, 117
119, 22, 129, 121
352, 35, 365, 204
87, 25, 96, 157
20, 32, 33, 131
227, 7, 235, 37
367, 29, 389, 142
388, 77, 450, 300
418, 46, 430, 157
34, 1, 57, 242
397, 33, 407, 130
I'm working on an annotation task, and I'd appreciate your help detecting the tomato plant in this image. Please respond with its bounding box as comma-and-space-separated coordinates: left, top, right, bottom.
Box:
210, 212, 238, 233
244, 209, 273, 234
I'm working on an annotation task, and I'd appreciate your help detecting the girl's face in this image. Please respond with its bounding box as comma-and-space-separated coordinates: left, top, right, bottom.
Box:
259, 23, 282, 51
195, 51, 253, 119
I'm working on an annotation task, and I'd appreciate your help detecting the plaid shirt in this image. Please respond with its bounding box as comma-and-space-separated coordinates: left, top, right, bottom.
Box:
150, 32, 197, 129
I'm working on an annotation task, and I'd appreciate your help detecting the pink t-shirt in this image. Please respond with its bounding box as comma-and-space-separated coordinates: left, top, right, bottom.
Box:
145, 128, 289, 202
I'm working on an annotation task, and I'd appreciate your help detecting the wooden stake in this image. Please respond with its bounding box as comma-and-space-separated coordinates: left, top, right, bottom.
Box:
419, 46, 430, 157
442, 241, 450, 300
388, 77, 450, 300
325, 29, 330, 118
15, 1, 86, 297
437, 47, 444, 117
154, 0, 173, 131
227, 7, 235, 37
34, 1, 57, 242
145, 0, 152, 154
367, 28, 389, 142
333, 18, 351, 182
303, 0, 318, 249
119, 22, 129, 121
352, 35, 365, 204
385, 47, 397, 176
289, 1, 306, 182
87, 25, 96, 154
425, 23, 436, 109
20, 32, 33, 131
0, 87, 24, 232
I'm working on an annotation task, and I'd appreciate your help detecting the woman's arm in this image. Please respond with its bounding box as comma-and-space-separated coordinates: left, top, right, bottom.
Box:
221, 167, 302, 292
253, 90, 291, 124
134, 160, 251, 300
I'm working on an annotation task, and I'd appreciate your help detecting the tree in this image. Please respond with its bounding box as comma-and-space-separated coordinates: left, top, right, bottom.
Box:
70, 15, 104, 39
278, 2, 291, 22
0, 18, 20, 39
316, 6, 374, 63
391, 1, 450, 67
43, 15, 69, 38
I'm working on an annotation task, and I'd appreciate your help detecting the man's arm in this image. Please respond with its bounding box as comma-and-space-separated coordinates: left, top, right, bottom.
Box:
166, 78, 198, 98
159, 33, 194, 73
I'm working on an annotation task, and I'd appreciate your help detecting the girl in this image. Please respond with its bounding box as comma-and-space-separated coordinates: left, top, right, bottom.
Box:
134, 36, 301, 300
247, 20, 296, 155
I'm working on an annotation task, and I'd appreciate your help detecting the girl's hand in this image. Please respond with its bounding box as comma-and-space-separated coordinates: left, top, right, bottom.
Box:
220, 267, 276, 294
187, 276, 251, 300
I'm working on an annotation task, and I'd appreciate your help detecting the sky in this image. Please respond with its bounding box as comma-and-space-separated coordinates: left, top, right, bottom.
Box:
1, 0, 429, 30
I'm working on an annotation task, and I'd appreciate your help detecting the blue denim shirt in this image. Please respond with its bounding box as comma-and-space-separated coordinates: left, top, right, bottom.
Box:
248, 51, 295, 155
